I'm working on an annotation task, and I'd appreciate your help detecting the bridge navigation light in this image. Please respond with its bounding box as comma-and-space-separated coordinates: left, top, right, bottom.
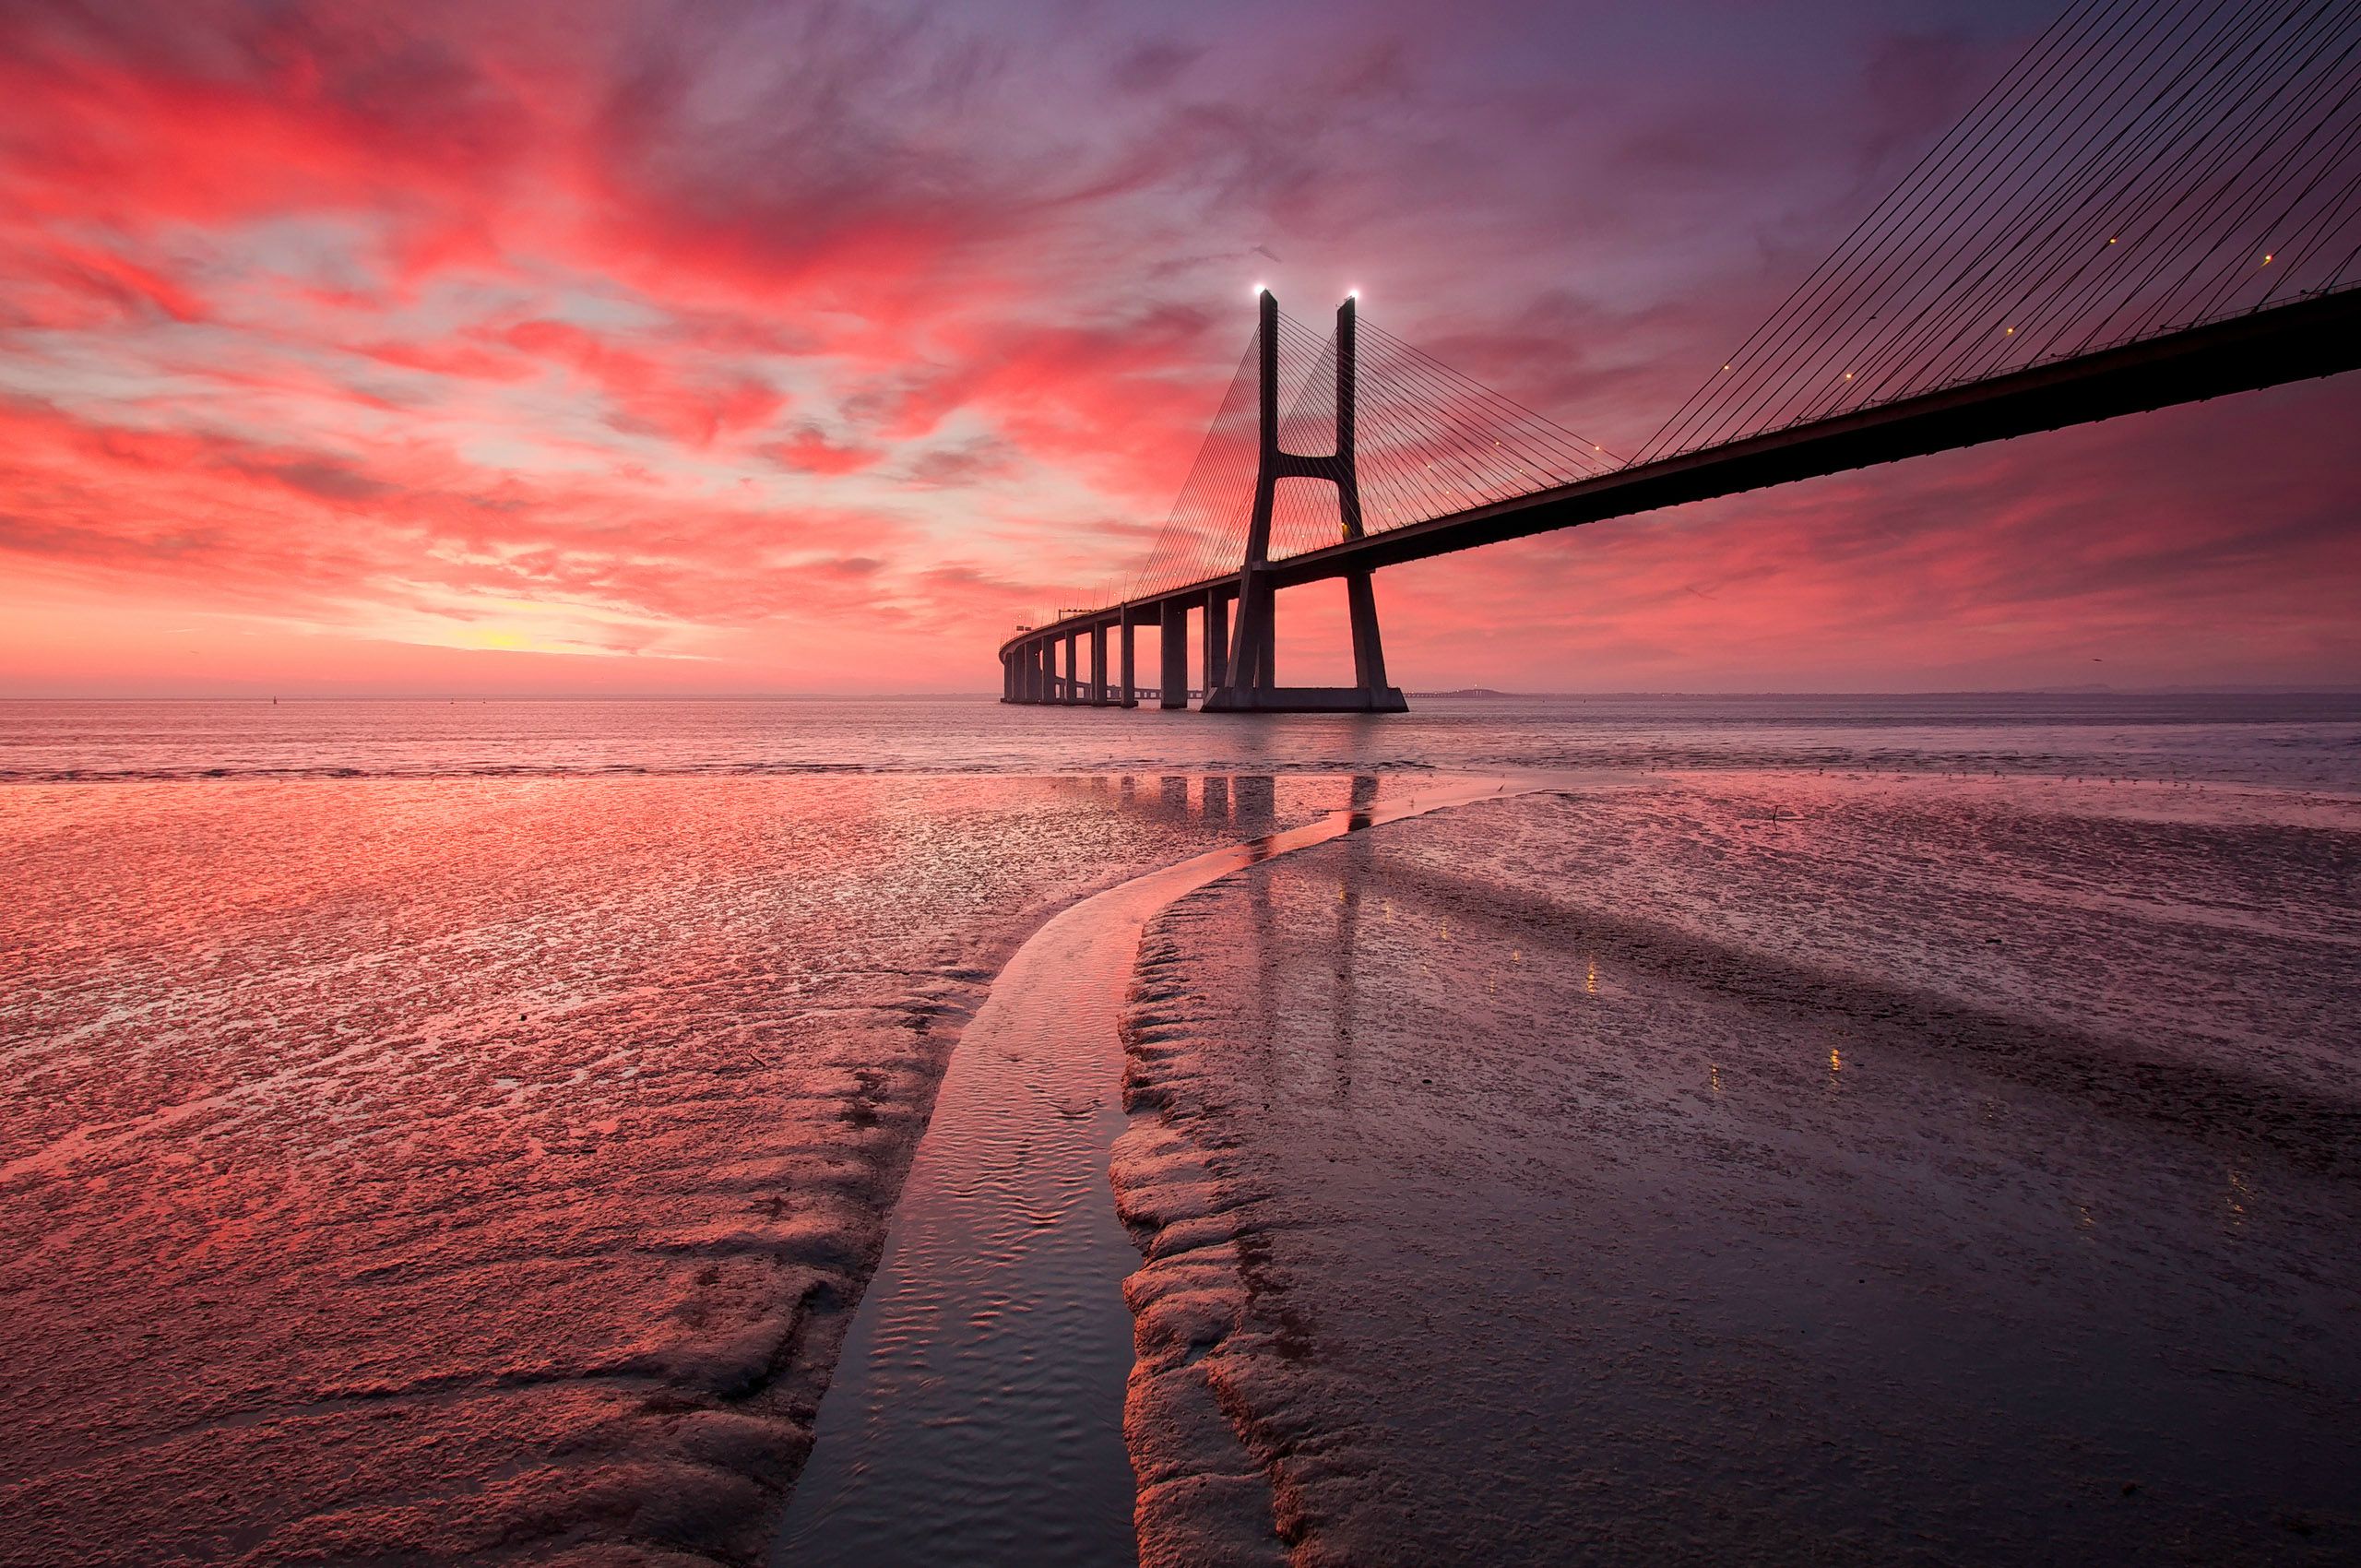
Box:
1253, 282, 1268, 298
1347, 289, 1359, 300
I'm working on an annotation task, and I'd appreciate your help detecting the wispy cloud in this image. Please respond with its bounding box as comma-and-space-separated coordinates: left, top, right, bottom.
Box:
0, 0, 2353, 693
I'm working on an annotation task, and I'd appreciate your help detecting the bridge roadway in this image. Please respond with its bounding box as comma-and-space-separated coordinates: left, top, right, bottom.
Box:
1000, 286, 2361, 707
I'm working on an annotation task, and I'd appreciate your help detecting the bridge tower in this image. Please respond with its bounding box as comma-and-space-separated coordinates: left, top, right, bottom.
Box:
1203, 291, 1407, 713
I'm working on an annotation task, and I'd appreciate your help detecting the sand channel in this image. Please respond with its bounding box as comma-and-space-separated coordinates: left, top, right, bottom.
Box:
773, 772, 1577, 1566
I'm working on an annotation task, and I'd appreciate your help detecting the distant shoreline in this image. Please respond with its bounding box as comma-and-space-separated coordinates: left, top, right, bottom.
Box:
6, 687, 2361, 704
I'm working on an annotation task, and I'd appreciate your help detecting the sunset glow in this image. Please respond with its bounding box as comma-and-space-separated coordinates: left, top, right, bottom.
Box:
3, 0, 2355, 695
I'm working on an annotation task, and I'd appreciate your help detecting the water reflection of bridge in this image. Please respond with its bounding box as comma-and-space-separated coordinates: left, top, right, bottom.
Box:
1002, 2, 2361, 713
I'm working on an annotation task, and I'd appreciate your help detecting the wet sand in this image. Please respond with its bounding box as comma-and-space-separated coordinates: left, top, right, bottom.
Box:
1116, 773, 2361, 1565
776, 773, 1529, 1568
0, 771, 1346, 1566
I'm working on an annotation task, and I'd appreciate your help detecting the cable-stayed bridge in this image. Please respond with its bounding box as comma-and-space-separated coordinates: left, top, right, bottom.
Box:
1001, 0, 2361, 711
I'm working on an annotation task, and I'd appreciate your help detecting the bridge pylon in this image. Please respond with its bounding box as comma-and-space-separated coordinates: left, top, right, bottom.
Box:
1203, 291, 1407, 713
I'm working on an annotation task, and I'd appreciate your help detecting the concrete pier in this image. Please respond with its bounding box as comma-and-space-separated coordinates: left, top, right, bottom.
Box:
1159, 601, 1190, 709
1202, 590, 1229, 695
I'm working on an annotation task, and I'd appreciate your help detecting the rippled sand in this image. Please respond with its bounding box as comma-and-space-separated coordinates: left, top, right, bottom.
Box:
0, 772, 1337, 1566
1116, 773, 2361, 1565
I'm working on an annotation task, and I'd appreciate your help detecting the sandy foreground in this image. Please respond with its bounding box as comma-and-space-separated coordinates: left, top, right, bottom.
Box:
0, 772, 1345, 1567
1116, 772, 2361, 1566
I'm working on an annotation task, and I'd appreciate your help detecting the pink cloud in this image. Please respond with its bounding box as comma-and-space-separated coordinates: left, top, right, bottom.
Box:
0, 0, 2353, 694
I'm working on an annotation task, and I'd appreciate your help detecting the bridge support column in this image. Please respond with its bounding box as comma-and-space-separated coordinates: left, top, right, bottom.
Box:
1089, 624, 1109, 706
1346, 571, 1391, 692
1203, 589, 1229, 695
1159, 600, 1188, 709
1118, 611, 1138, 707
1030, 640, 1048, 703
1204, 290, 1405, 714
1234, 576, 1274, 691
1056, 634, 1074, 706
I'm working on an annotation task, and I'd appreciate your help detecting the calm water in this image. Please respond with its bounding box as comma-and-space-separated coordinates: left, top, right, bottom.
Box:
4, 692, 2359, 787
2, 695, 2356, 1566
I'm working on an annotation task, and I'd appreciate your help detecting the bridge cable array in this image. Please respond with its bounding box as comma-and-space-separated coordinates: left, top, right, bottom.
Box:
1636, 0, 2361, 463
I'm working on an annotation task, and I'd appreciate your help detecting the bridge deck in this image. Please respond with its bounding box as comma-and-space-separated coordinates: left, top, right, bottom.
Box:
1001, 287, 2361, 660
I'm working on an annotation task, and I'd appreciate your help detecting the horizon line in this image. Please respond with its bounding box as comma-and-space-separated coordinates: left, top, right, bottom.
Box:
5, 686, 2360, 703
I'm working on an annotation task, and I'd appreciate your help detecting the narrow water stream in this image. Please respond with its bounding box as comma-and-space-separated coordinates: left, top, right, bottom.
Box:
772, 773, 1522, 1567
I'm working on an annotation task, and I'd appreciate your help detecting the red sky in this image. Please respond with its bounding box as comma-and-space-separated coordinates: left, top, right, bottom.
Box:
3, 0, 2355, 696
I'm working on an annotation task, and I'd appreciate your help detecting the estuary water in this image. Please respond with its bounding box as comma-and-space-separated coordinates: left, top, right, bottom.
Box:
6, 690, 2360, 787
2, 694, 2356, 1567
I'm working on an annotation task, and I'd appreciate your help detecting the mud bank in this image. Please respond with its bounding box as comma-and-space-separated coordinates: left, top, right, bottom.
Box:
1114, 774, 2361, 1566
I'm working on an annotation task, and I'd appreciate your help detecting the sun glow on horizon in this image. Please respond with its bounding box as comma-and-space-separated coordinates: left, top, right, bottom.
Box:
0, 1, 2353, 697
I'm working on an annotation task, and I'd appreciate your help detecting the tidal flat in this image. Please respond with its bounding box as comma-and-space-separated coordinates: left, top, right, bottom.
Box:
1116, 773, 2361, 1566
4, 695, 2358, 1566
0, 770, 1344, 1565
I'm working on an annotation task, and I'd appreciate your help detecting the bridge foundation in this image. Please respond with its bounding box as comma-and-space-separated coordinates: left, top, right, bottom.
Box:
1206, 683, 1406, 712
